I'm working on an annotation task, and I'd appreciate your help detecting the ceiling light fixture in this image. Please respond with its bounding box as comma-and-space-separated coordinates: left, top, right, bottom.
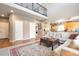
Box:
10, 10, 14, 13
1, 14, 5, 17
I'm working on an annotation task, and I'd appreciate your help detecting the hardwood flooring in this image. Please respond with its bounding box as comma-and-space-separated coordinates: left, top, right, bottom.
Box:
0, 39, 12, 48
0, 38, 40, 48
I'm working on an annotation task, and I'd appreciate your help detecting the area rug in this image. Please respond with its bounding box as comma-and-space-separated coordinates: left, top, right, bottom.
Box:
10, 43, 54, 56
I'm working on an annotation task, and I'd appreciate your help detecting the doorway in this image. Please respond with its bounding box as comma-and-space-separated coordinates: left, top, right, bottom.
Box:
0, 18, 11, 48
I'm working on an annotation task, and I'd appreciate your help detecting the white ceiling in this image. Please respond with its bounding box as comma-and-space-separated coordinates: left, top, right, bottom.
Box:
2, 3, 79, 24
0, 3, 47, 21
48, 3, 79, 23
0, 4, 26, 18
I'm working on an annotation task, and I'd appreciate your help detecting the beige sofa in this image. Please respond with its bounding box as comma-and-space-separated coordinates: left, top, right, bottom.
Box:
53, 39, 72, 56
60, 47, 79, 56
53, 39, 79, 56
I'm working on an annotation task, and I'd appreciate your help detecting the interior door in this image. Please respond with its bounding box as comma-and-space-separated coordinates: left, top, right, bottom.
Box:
30, 22, 36, 38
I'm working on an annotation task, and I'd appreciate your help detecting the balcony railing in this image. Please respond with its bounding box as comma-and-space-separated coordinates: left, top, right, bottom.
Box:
15, 3, 47, 16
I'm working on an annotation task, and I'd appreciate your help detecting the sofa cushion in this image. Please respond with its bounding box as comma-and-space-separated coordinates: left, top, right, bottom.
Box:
69, 33, 79, 40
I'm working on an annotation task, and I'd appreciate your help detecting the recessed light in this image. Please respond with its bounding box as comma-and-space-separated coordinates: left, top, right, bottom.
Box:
1, 14, 5, 17
10, 10, 14, 13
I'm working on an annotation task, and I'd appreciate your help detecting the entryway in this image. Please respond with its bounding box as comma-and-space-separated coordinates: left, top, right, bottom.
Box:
0, 18, 11, 48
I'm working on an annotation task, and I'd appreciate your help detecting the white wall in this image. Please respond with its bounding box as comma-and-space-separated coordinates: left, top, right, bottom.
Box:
9, 14, 36, 41
15, 20, 23, 40
48, 3, 79, 22
23, 20, 30, 39
23, 21, 36, 39
0, 18, 9, 39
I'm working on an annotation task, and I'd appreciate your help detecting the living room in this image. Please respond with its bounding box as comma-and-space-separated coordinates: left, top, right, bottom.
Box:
0, 3, 79, 56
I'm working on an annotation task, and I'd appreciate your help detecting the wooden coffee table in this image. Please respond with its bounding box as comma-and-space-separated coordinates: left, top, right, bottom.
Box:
40, 37, 60, 50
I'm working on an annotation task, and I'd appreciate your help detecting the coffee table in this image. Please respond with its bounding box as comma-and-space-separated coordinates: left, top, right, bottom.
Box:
40, 37, 60, 50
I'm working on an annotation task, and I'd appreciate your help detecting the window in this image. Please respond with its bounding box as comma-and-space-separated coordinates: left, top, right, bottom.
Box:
57, 24, 64, 31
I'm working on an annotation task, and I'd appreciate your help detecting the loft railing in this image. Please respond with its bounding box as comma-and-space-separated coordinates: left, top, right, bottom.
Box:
15, 3, 47, 16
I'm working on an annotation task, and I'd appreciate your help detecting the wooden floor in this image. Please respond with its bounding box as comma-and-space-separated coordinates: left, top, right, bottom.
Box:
0, 38, 39, 48
12, 38, 38, 45
0, 39, 12, 48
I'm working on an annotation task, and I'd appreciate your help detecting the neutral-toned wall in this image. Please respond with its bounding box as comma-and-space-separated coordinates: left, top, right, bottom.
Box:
23, 20, 30, 39
0, 18, 9, 39
48, 3, 79, 23
9, 14, 36, 42
14, 20, 23, 40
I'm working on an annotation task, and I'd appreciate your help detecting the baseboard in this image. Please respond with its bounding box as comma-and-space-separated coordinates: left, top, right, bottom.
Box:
0, 38, 8, 40
10, 38, 36, 42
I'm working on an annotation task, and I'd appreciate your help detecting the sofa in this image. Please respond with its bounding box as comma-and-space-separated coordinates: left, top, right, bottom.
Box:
53, 39, 72, 56
60, 47, 79, 56
53, 33, 79, 56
